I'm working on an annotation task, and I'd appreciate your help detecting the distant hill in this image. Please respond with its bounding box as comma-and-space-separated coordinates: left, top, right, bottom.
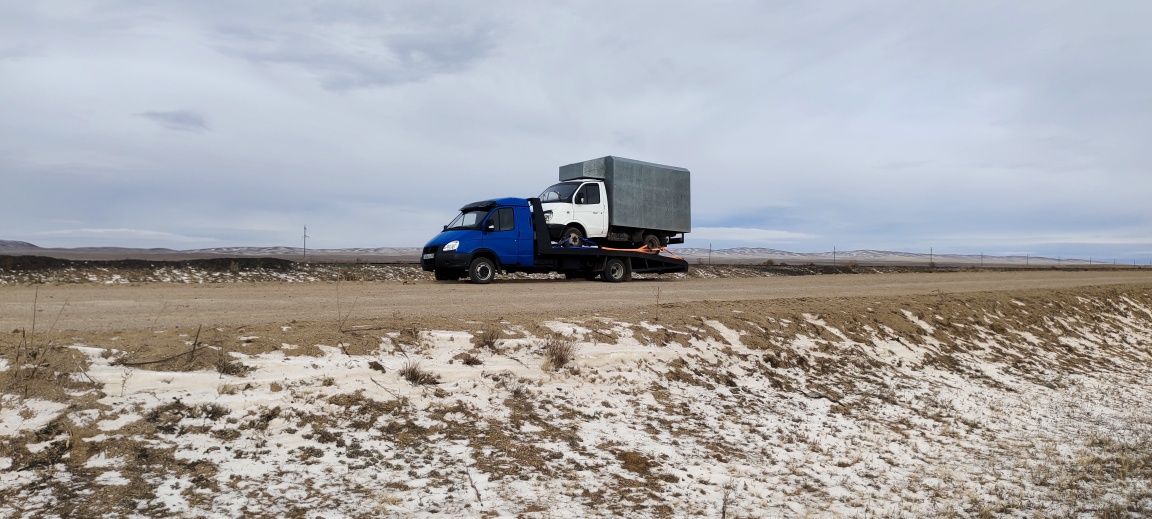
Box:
0, 240, 421, 263
0, 240, 40, 250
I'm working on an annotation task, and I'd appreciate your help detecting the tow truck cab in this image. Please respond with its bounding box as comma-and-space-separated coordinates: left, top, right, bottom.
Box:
421, 198, 536, 280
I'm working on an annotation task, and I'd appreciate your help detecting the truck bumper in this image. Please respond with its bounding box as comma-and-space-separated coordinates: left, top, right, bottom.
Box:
420, 250, 470, 272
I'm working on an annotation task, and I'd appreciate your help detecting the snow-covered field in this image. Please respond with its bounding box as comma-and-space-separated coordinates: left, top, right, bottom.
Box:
2, 287, 1151, 517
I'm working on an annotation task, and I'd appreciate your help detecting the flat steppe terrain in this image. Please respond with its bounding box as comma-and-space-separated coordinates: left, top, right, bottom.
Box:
3, 268, 1152, 516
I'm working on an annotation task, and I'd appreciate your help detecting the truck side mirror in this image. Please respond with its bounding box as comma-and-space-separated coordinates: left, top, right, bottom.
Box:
443, 225, 448, 231
485, 222, 496, 232
576, 194, 585, 204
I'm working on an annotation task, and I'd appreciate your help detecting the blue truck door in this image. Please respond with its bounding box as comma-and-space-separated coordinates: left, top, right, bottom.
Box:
483, 208, 520, 265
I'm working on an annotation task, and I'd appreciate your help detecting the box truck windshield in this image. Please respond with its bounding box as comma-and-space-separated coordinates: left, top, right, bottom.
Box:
539, 182, 582, 203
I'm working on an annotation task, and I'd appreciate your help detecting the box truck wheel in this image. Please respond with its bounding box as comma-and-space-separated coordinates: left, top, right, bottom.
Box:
642, 233, 662, 250
468, 257, 496, 284
602, 257, 631, 283
561, 226, 584, 246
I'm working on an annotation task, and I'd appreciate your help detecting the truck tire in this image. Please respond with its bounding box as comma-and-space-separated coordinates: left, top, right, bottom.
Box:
601, 257, 631, 283
468, 257, 496, 284
434, 269, 459, 281
561, 226, 584, 247
642, 233, 662, 250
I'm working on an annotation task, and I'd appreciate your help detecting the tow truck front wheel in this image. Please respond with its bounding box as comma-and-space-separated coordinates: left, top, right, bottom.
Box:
601, 257, 631, 283
468, 257, 496, 284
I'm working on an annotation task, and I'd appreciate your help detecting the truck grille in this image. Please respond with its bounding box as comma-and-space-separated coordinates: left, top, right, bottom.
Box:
421, 246, 437, 265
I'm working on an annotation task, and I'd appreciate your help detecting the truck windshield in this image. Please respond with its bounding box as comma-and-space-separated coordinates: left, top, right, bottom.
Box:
445, 209, 489, 230
539, 182, 581, 203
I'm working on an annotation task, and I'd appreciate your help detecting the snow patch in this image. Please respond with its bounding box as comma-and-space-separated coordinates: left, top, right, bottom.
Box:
94, 471, 130, 486
901, 309, 936, 334
0, 397, 68, 436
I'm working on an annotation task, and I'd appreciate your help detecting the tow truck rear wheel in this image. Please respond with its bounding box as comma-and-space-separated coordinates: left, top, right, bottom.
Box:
468, 257, 496, 284
601, 257, 631, 283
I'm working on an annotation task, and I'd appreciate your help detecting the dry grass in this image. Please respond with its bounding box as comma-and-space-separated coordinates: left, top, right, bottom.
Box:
542, 338, 575, 371
215, 358, 252, 377
396, 325, 421, 347
398, 361, 440, 385
473, 327, 502, 350
457, 352, 483, 366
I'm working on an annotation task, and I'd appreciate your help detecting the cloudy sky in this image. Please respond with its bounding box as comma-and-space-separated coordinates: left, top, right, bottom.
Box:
2, 1, 1149, 260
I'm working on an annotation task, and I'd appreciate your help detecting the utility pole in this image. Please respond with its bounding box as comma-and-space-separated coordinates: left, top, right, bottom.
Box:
303, 225, 309, 263
929, 247, 933, 268
708, 243, 712, 266
833, 245, 837, 266
980, 252, 984, 268
1026, 254, 1030, 267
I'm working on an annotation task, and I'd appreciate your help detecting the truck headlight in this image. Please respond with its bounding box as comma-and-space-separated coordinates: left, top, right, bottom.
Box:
442, 240, 459, 252
544, 210, 553, 222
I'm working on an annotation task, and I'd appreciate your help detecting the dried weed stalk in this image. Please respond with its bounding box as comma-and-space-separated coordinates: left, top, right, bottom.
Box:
542, 337, 576, 371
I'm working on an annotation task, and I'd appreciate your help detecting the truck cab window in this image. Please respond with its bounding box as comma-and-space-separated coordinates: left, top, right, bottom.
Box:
577, 184, 600, 205
492, 208, 515, 231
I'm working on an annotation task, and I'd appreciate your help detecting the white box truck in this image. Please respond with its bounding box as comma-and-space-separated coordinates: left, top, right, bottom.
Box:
539, 156, 691, 249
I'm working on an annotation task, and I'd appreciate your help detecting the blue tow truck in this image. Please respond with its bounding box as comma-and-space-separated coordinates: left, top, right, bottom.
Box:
421, 198, 689, 283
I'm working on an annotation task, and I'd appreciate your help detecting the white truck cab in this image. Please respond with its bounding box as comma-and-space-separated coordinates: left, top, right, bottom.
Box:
539, 180, 608, 245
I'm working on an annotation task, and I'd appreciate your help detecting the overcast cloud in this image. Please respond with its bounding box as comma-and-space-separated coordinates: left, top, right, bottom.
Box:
2, 0, 1149, 261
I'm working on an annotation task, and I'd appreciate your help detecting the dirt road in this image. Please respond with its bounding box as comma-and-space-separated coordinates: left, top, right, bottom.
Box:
2, 270, 1150, 333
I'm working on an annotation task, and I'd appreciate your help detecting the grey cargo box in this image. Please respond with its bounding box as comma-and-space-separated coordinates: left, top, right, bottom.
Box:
559, 156, 691, 234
